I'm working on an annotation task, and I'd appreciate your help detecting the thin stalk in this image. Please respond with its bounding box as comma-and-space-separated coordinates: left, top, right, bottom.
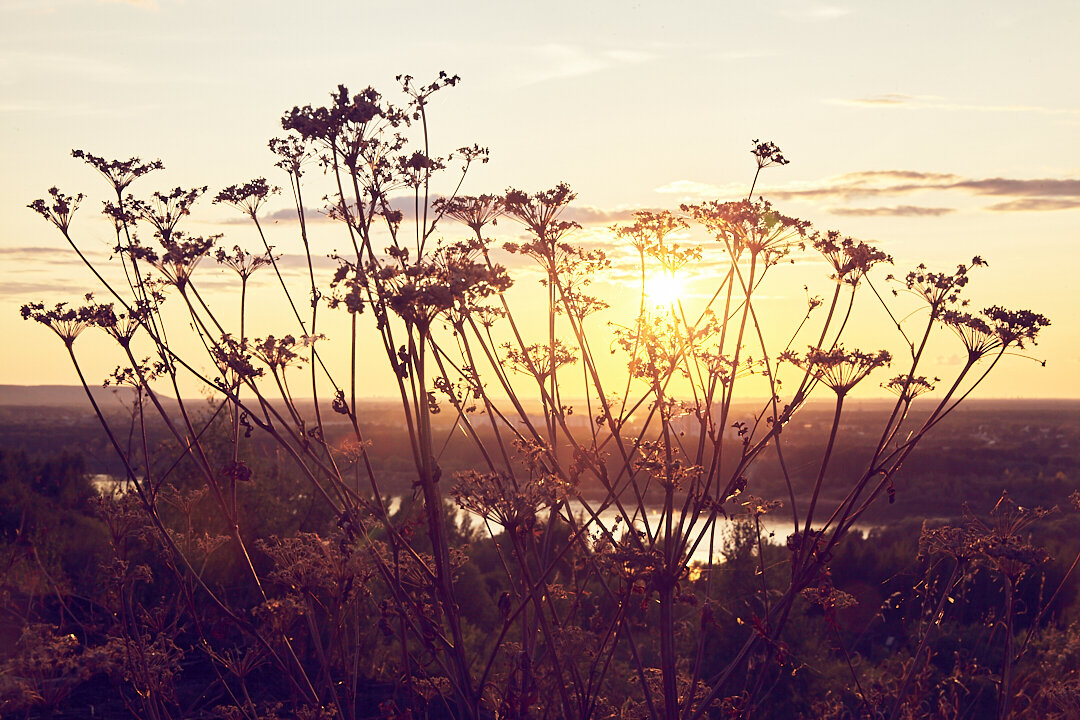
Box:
886, 559, 962, 720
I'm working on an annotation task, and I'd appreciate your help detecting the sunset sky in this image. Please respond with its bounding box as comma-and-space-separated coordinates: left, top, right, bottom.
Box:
1, 0, 1077, 399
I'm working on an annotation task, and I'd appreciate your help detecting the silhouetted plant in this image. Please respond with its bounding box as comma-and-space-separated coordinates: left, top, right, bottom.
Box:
15, 73, 1055, 720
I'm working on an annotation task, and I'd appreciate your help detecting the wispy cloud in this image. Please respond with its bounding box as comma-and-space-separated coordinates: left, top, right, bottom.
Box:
653, 170, 1080, 213
836, 93, 1080, 117
0, 281, 90, 297
215, 206, 326, 225
223, 196, 644, 229
99, 0, 157, 7
652, 180, 750, 201
986, 198, 1080, 212
705, 49, 779, 62
770, 172, 1080, 210
192, 172, 1080, 262
267, 253, 339, 272
843, 170, 961, 183
655, 172, 960, 203
935, 353, 967, 367
950, 178, 1080, 197
655, 180, 723, 196
778, 2, 852, 20
828, 205, 955, 217
559, 206, 640, 225
0, 245, 104, 264
767, 172, 954, 201
0, 246, 66, 256
845, 93, 916, 106
515, 44, 657, 86
219, 195, 445, 226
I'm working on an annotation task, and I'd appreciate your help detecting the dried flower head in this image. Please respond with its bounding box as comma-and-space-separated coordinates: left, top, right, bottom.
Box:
614, 210, 689, 256
894, 256, 987, 317
751, 139, 789, 170
215, 244, 273, 280
922, 494, 1052, 581
398, 70, 460, 107
107, 357, 167, 388
259, 531, 372, 598
71, 149, 163, 195
283, 85, 385, 141
802, 577, 856, 614
942, 305, 1050, 362
795, 345, 891, 396
211, 334, 263, 379
434, 194, 503, 236
683, 198, 809, 261
882, 374, 936, 400
982, 305, 1050, 350
281, 84, 407, 175
134, 186, 207, 242
452, 142, 490, 171
812, 230, 891, 284
252, 334, 303, 372
154, 232, 218, 289
101, 199, 141, 233
451, 470, 561, 534
614, 210, 698, 280
28, 187, 84, 233
214, 178, 279, 219
613, 311, 688, 384
502, 183, 580, 244
339, 239, 511, 329
268, 135, 310, 177
503, 339, 578, 382
82, 301, 145, 346
20, 299, 97, 347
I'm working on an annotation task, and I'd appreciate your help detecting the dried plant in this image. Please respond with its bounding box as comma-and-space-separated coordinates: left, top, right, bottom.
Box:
16, 74, 1054, 720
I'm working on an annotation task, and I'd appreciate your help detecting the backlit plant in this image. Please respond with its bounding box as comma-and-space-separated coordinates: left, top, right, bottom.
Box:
14, 73, 1054, 720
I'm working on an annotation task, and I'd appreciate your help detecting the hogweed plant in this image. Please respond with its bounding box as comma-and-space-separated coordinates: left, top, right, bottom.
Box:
16, 74, 1053, 720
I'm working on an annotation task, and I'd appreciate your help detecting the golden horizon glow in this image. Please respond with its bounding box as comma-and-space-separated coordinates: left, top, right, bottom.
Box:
0, 2, 1076, 398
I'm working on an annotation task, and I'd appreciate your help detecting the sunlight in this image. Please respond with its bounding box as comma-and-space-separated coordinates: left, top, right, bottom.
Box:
644, 270, 685, 308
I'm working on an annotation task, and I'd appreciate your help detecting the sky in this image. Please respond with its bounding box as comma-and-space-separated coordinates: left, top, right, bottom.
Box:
1, 0, 1077, 399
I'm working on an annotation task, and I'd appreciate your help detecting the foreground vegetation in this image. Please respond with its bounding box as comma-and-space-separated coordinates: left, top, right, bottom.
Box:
5, 74, 1072, 718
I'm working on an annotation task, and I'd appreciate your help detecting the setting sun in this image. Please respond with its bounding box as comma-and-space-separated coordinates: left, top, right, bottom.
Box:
644, 270, 686, 308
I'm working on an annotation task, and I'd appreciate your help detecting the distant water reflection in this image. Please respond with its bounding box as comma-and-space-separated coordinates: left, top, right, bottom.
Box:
91, 473, 137, 495
93, 477, 873, 566
390, 495, 876, 566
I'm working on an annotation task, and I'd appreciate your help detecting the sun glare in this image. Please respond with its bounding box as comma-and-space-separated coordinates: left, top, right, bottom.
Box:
644, 271, 685, 308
